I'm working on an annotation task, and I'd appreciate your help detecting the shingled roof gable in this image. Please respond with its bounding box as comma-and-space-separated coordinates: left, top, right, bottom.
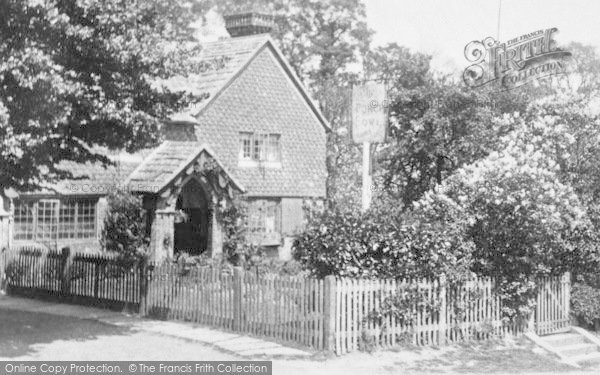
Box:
167, 35, 330, 132
163, 35, 271, 115
262, 40, 331, 132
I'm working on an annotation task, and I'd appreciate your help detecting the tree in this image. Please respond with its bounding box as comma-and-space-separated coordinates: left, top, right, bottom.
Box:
378, 82, 509, 207
563, 42, 600, 96
0, 0, 213, 190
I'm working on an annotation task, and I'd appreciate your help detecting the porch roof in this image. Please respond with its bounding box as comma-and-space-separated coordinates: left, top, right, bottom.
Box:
125, 141, 245, 195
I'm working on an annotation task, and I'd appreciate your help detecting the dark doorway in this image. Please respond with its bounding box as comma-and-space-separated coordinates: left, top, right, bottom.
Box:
174, 179, 210, 256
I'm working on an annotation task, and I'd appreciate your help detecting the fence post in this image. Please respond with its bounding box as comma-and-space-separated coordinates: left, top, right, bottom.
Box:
528, 298, 536, 333
323, 275, 337, 352
138, 258, 148, 316
0, 247, 6, 293
564, 272, 571, 327
233, 267, 244, 331
93, 259, 100, 299
60, 247, 71, 298
439, 275, 447, 345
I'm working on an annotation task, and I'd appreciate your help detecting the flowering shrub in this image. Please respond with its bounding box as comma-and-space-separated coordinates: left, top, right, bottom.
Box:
419, 146, 593, 321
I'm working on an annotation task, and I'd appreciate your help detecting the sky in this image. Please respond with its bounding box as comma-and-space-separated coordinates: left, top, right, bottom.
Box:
364, 0, 600, 73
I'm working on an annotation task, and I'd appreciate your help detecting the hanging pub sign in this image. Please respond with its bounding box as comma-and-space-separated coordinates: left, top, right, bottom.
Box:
351, 81, 388, 144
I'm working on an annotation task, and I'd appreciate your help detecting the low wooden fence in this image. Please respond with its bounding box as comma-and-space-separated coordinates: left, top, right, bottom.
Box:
143, 263, 325, 350
3, 246, 142, 308
0, 247, 570, 354
332, 277, 527, 354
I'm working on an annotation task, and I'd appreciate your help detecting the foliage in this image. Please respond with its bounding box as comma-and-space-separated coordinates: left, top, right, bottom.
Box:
172, 252, 234, 275
367, 285, 440, 327
415, 145, 593, 320
562, 42, 600, 96
360, 284, 438, 352
511, 96, 600, 220
571, 282, 600, 327
100, 189, 149, 262
246, 258, 306, 277
216, 198, 256, 266
376, 80, 513, 208
293, 203, 473, 281
0, 0, 213, 189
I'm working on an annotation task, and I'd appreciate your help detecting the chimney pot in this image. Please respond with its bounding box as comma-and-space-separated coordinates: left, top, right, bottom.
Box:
224, 13, 274, 38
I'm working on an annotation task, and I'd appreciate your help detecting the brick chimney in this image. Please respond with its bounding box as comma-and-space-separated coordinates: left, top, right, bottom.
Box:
224, 13, 274, 38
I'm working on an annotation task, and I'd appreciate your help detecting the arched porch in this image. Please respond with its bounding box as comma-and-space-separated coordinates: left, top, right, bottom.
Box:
133, 145, 244, 263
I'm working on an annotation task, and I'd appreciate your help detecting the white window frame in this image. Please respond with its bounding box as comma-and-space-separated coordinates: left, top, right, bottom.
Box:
238, 132, 282, 168
13, 199, 98, 242
247, 199, 282, 245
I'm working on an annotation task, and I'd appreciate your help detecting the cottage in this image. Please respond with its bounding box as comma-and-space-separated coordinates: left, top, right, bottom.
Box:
3, 13, 329, 262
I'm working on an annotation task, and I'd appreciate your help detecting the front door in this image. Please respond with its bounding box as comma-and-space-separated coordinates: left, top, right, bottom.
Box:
174, 179, 210, 256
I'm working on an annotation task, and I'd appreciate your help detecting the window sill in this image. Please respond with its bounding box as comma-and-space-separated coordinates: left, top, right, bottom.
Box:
248, 232, 282, 246
238, 160, 282, 169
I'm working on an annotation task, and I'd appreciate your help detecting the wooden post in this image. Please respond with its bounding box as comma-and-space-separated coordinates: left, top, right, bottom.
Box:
323, 275, 337, 352
528, 294, 536, 333
60, 247, 71, 298
361, 142, 372, 212
565, 272, 571, 323
439, 275, 447, 345
0, 247, 6, 293
93, 259, 100, 299
233, 267, 244, 331
138, 258, 148, 315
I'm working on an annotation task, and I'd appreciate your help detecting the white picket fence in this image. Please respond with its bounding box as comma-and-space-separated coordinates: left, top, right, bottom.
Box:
333, 274, 568, 355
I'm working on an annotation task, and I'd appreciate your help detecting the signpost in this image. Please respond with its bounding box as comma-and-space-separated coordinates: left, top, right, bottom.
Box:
351, 81, 388, 212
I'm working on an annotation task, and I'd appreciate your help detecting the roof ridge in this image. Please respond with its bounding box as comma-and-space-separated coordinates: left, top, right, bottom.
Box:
200, 33, 271, 47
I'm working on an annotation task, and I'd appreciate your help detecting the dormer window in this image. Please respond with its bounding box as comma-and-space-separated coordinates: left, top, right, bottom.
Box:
239, 132, 281, 166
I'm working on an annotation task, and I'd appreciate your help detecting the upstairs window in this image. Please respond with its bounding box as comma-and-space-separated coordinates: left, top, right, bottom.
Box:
239, 132, 281, 163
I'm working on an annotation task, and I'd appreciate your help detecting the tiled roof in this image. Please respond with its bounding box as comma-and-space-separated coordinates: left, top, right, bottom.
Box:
161, 34, 271, 115
126, 141, 244, 194
20, 158, 142, 197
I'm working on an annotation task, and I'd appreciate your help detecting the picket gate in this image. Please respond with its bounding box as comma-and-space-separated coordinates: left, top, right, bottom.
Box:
535, 272, 571, 335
